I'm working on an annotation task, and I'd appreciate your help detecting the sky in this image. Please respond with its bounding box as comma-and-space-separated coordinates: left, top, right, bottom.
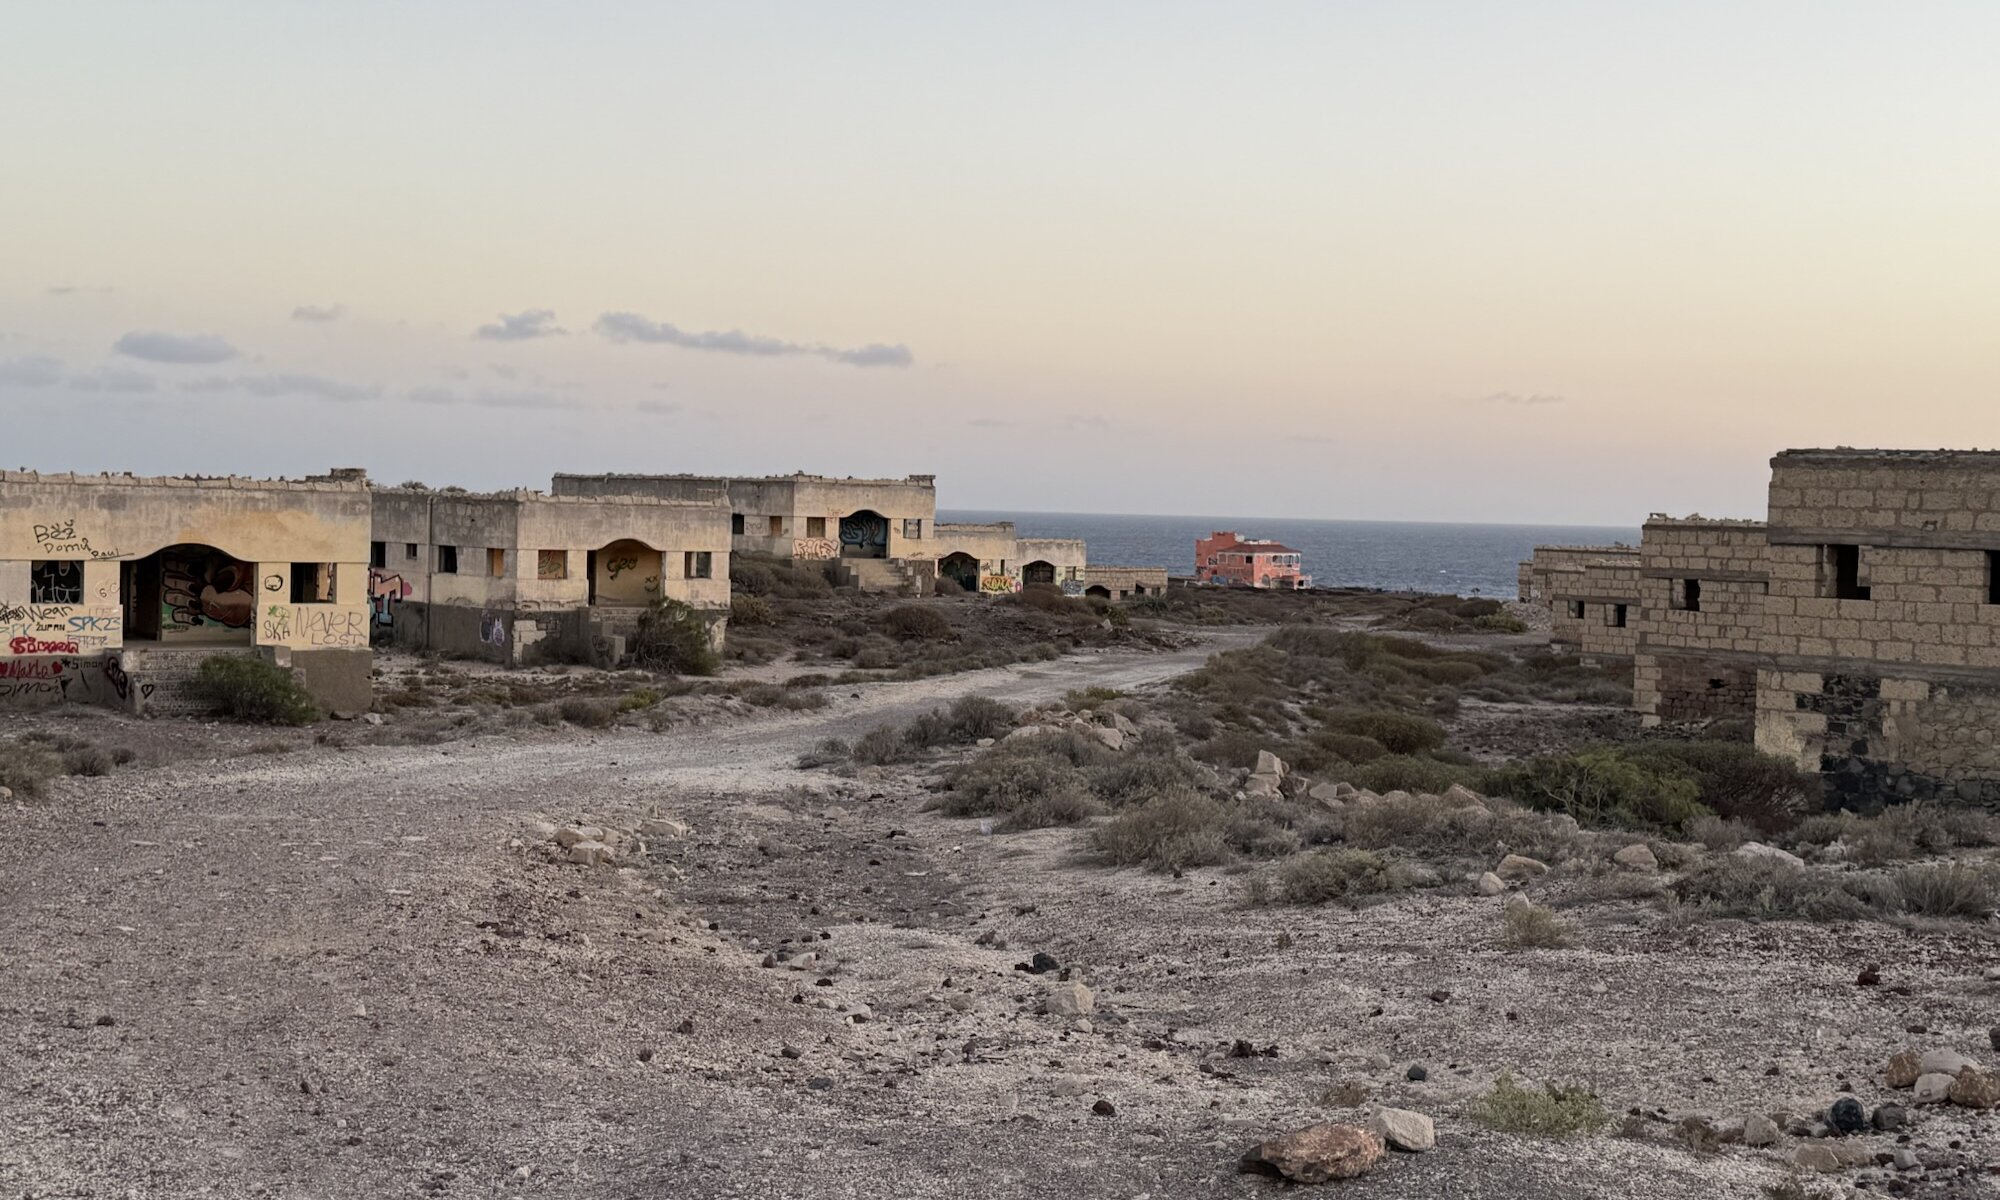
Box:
4, 2, 1998, 526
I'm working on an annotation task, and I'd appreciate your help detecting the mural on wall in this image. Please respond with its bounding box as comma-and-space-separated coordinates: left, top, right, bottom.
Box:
1060, 579, 1086, 596
980, 574, 1018, 594
481, 614, 507, 647
838, 511, 889, 556
537, 549, 568, 580
792, 538, 839, 560
593, 540, 661, 606
261, 604, 293, 643
368, 568, 412, 629
161, 549, 255, 636
29, 560, 83, 604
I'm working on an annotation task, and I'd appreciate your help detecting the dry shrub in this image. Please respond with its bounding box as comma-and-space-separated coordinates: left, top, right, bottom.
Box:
60, 746, 114, 777
1093, 787, 1231, 871
934, 733, 1106, 817
193, 656, 319, 725
1277, 848, 1415, 904
797, 737, 849, 768
730, 594, 777, 627
1319, 708, 1445, 755
851, 726, 906, 765
1469, 1075, 1609, 1137
1339, 792, 1581, 867
1502, 904, 1575, 950
1788, 802, 2000, 866
879, 604, 953, 641
0, 741, 63, 798
558, 697, 616, 728
1886, 862, 2000, 919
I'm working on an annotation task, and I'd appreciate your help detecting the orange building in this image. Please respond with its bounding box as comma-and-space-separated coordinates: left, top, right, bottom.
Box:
1195, 531, 1311, 589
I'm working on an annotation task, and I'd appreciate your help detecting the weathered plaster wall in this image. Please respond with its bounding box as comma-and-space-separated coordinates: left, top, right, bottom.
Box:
1084, 566, 1169, 598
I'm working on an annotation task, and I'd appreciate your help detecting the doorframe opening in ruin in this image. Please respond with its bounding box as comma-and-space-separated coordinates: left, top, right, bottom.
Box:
838, 510, 889, 559
122, 543, 258, 646
937, 551, 980, 593
1022, 560, 1058, 588
588, 538, 664, 607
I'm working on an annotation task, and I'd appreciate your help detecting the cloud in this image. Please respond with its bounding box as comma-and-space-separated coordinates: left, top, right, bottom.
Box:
592, 311, 913, 368
473, 309, 565, 341
0, 355, 67, 387
407, 385, 583, 411
114, 330, 240, 364
291, 303, 345, 322
1479, 391, 1567, 406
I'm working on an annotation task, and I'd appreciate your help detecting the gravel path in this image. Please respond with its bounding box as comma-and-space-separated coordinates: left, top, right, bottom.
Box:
4, 629, 1996, 1199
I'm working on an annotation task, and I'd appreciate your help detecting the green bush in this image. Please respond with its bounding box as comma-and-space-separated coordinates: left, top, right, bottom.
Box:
851, 726, 907, 765
1277, 848, 1413, 904
1788, 802, 1999, 865
1320, 709, 1445, 755
1885, 862, 2000, 918
1310, 732, 1389, 764
1469, 1074, 1610, 1137
1093, 787, 1232, 871
1472, 612, 1530, 634
1089, 747, 1209, 807
631, 598, 720, 676
1669, 857, 1874, 922
1486, 749, 1708, 830
1501, 904, 1574, 950
1335, 754, 1483, 796
880, 604, 953, 641
0, 741, 63, 797
947, 695, 1015, 741
730, 594, 776, 627
935, 734, 1106, 818
193, 656, 319, 725
1623, 741, 1821, 833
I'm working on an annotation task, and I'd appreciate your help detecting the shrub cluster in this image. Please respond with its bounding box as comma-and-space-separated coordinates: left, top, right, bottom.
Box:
193, 656, 319, 725
631, 598, 721, 676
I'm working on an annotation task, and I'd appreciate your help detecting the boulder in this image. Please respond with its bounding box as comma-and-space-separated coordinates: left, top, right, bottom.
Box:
1045, 982, 1095, 1017
567, 840, 615, 866
1885, 1049, 1924, 1089
1949, 1066, 2000, 1109
1871, 1104, 1907, 1132
1612, 844, 1660, 872
1476, 872, 1507, 897
1913, 1072, 1956, 1104
1496, 854, 1549, 881
1239, 1123, 1385, 1183
1919, 1048, 1978, 1078
1308, 782, 1350, 806
1503, 892, 1533, 913
554, 825, 602, 848
1441, 783, 1485, 808
1794, 1143, 1861, 1174
1827, 1097, 1865, 1134
1244, 773, 1283, 799
1368, 1108, 1435, 1153
638, 817, 689, 839
1254, 750, 1287, 779
1743, 1114, 1780, 1147
1733, 841, 1806, 869
1092, 725, 1126, 752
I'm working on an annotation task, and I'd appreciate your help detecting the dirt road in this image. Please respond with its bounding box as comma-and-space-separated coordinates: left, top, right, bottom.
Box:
3, 630, 1991, 1198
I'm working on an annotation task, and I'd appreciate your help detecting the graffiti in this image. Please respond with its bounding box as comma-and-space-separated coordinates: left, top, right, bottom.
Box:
263, 574, 285, 593
368, 568, 413, 629
9, 636, 80, 654
162, 550, 255, 634
67, 612, 120, 633
480, 614, 507, 647
31, 519, 120, 559
29, 560, 83, 604
839, 512, 888, 550
605, 555, 639, 580
261, 604, 293, 643
105, 654, 130, 701
0, 655, 108, 707
0, 658, 71, 679
980, 574, 1017, 594
297, 608, 367, 648
792, 538, 839, 560
537, 550, 568, 580
1060, 579, 1086, 597
643, 576, 660, 595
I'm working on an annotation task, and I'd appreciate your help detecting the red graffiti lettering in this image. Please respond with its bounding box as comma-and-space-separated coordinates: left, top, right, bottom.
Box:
8, 636, 81, 655
0, 659, 67, 679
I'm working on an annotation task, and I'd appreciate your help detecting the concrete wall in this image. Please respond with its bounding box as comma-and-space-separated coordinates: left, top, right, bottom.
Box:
932, 522, 1018, 593
1018, 537, 1089, 592
1539, 547, 1641, 658
1084, 566, 1169, 598
0, 470, 371, 712
550, 472, 936, 563
1633, 518, 1769, 725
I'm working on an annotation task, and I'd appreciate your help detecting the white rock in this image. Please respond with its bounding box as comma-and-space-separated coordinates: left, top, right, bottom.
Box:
1733, 841, 1806, 869
527, 820, 558, 840
1503, 893, 1534, 913
1045, 981, 1095, 1017
1368, 1107, 1436, 1152
1495, 854, 1549, 880
362, 712, 384, 726
1612, 844, 1660, 872
554, 825, 603, 848
1244, 774, 1283, 798
1913, 1072, 1956, 1104
1092, 725, 1126, 752
975, 737, 996, 749
638, 818, 689, 839
1308, 782, 1348, 805
567, 840, 615, 866
1254, 750, 1287, 778
1919, 1048, 1978, 1077
1476, 872, 1506, 896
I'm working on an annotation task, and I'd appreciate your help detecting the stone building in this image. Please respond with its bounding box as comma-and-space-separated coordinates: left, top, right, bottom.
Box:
0, 469, 372, 715
1522, 545, 1641, 660
1082, 565, 1170, 599
369, 487, 731, 665
551, 472, 936, 594
1754, 449, 2000, 806
1631, 517, 1769, 726
929, 522, 1092, 594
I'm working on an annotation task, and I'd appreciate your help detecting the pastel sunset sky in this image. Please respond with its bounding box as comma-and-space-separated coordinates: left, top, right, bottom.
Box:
4, 2, 1996, 524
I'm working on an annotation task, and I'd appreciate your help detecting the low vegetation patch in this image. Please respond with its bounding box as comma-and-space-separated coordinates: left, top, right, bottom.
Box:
1670, 856, 2000, 923
1786, 802, 1999, 866
1092, 787, 1229, 870
0, 740, 64, 797
631, 598, 720, 676
1469, 1074, 1611, 1137
1276, 848, 1417, 905
1501, 904, 1575, 950
193, 656, 319, 725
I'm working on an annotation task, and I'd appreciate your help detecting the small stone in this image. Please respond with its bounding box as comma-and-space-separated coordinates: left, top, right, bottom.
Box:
1856, 964, 1881, 987
638, 1048, 654, 1063
1405, 1065, 1428, 1082
567, 840, 615, 866
1495, 854, 1548, 881
1612, 844, 1659, 872
1239, 1123, 1385, 1183
1828, 1097, 1865, 1134
1919, 1049, 1977, 1078
1427, 990, 1450, 1004
1441, 783, 1483, 807
1872, 1104, 1907, 1132
1794, 1144, 1844, 1174
1912, 1072, 1955, 1104
1045, 981, 1095, 1017
1893, 1148, 1920, 1171
1990, 1026, 2000, 1053
806, 1076, 833, 1091
94, 1015, 114, 1027
1021, 951, 1060, 975
361, 712, 384, 726
1503, 892, 1533, 913
1092, 1098, 1117, 1117
946, 994, 972, 1012
1743, 1115, 1780, 1147
781, 1045, 803, 1059
1367, 1108, 1435, 1152
1885, 1050, 1924, 1089
1949, 1065, 2000, 1109
1476, 872, 1506, 896
1733, 841, 1806, 868
638, 818, 689, 839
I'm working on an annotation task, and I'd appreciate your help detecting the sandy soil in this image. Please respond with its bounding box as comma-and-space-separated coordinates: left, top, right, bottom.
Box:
4, 630, 1997, 1199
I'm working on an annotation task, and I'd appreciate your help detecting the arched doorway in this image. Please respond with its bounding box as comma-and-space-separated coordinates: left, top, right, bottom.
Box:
839, 510, 889, 558
1022, 560, 1057, 588
938, 552, 980, 593
587, 539, 662, 606
125, 543, 257, 643
1085, 584, 1112, 599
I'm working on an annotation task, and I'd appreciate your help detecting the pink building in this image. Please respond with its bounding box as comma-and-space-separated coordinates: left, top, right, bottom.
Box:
1195, 531, 1311, 589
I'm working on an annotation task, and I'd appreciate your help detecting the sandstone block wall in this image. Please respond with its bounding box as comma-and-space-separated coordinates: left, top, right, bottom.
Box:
1633, 518, 1769, 725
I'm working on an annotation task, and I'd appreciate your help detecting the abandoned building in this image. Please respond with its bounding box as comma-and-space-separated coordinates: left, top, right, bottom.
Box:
1195, 532, 1311, 589
1522, 448, 2000, 809
0, 469, 373, 715
927, 521, 1090, 594
369, 486, 732, 665
1081, 565, 1170, 599
1520, 544, 1642, 661
552, 471, 937, 593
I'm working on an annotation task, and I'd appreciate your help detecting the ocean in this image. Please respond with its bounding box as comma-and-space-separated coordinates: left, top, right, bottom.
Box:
939, 511, 1641, 598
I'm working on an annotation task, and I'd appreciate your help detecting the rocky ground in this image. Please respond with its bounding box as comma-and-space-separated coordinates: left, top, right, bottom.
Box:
4, 631, 1998, 1198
